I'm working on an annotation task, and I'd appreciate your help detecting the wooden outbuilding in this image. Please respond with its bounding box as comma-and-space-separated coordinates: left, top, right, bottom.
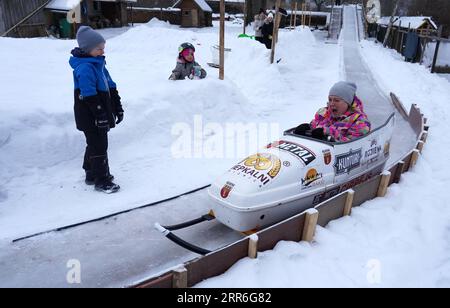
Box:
173, 0, 212, 27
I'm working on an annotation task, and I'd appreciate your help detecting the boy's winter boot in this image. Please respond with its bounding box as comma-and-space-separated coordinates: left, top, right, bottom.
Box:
91, 155, 120, 193
95, 177, 120, 194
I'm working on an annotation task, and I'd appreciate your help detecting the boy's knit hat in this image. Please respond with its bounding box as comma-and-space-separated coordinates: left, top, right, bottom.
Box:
76, 26, 105, 53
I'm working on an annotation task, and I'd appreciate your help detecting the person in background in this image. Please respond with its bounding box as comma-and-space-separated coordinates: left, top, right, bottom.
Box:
169, 43, 207, 80
254, 8, 266, 45
69, 26, 123, 193
294, 81, 371, 142
261, 13, 274, 49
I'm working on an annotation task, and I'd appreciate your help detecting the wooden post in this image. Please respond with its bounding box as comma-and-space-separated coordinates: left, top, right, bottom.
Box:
219, 0, 225, 80
172, 267, 188, 288
409, 149, 420, 169
343, 189, 355, 216
293, 2, 298, 28
419, 36, 427, 64
383, 0, 399, 48
248, 234, 258, 259
289, 1, 294, 29
308, 5, 311, 27
302, 3, 306, 27
417, 140, 425, 153
377, 171, 391, 197
421, 131, 428, 143
393, 161, 405, 184
131, 2, 134, 27
302, 209, 319, 242
270, 0, 281, 64
396, 20, 402, 52
431, 26, 443, 73
243, 0, 247, 34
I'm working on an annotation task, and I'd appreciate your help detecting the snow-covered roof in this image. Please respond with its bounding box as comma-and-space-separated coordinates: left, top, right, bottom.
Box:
45, 0, 82, 11
173, 0, 212, 13
377, 16, 437, 30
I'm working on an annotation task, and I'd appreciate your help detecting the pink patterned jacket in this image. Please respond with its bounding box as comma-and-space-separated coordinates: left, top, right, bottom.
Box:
310, 96, 371, 142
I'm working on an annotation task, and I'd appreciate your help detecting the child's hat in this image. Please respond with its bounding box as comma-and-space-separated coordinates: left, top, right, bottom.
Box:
76, 26, 105, 53
178, 42, 195, 54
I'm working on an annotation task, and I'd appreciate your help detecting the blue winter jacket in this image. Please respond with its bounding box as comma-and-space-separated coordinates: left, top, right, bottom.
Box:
69, 48, 120, 131
69, 51, 116, 97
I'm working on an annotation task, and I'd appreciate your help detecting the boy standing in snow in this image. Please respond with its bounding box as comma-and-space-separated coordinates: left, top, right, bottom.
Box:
169, 43, 207, 80
69, 26, 123, 194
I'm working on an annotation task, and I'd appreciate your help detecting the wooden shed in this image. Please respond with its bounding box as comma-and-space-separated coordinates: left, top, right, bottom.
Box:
0, 0, 50, 38
377, 16, 438, 36
173, 0, 212, 27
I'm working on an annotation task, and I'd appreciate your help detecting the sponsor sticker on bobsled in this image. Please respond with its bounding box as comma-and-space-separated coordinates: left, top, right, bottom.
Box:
267, 140, 316, 166
301, 168, 323, 190
334, 148, 362, 175
322, 149, 332, 165
230, 153, 282, 187
220, 181, 235, 198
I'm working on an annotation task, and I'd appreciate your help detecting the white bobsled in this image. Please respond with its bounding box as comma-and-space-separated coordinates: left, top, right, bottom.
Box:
208, 114, 395, 232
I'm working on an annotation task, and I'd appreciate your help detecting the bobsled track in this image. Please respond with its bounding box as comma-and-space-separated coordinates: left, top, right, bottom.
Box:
0, 6, 428, 288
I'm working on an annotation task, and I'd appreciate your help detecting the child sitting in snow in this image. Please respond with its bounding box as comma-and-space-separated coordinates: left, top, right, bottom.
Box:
169, 42, 207, 80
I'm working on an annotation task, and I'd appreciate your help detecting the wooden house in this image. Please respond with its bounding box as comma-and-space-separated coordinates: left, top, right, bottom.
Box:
377, 16, 437, 36
173, 0, 212, 27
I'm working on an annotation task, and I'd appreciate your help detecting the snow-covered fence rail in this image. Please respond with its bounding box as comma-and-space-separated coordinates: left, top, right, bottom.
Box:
132, 96, 427, 288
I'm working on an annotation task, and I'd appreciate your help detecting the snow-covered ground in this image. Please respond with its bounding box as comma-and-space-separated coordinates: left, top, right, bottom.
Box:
196, 14, 450, 287
0, 20, 338, 242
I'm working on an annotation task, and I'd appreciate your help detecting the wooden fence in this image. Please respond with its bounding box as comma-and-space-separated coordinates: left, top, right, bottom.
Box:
133, 94, 428, 288
371, 24, 450, 74
0, 0, 49, 38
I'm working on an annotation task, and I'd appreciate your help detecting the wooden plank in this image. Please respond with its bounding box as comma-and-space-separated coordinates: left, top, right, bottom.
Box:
376, 171, 391, 197
315, 192, 347, 227
258, 214, 305, 252
302, 209, 318, 242
186, 238, 249, 287
417, 140, 425, 153
343, 189, 355, 216
390, 93, 408, 120
388, 164, 398, 186
352, 175, 381, 207
270, 0, 281, 64
248, 234, 258, 259
408, 104, 424, 138
172, 267, 188, 288
402, 151, 413, 172
392, 161, 405, 184
219, 0, 225, 80
420, 131, 428, 143
409, 149, 420, 169
135, 272, 173, 288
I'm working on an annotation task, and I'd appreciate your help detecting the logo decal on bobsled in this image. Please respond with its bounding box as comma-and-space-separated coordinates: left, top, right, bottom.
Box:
267, 140, 316, 166
220, 181, 235, 198
334, 148, 362, 175
230, 153, 282, 186
322, 149, 332, 165
301, 168, 323, 189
